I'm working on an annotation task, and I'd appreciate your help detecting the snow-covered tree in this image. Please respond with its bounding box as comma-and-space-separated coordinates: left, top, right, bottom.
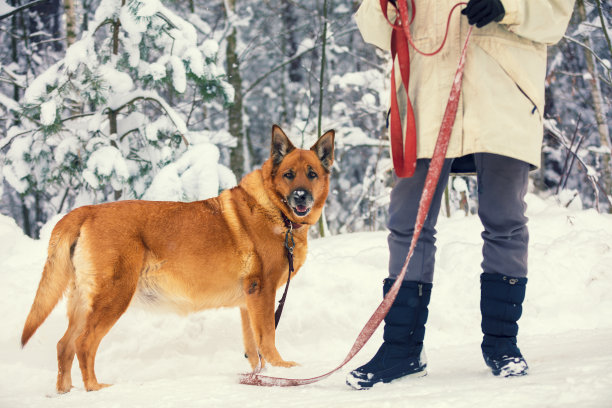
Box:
2, 0, 234, 236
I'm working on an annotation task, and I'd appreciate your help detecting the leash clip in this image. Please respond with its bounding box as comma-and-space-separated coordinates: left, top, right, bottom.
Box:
284, 226, 295, 254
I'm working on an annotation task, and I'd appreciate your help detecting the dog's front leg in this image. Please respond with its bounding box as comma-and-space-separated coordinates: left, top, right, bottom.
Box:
240, 307, 261, 369
242, 276, 297, 368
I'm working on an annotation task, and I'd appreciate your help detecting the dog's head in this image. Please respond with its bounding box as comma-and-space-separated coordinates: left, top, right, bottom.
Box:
263, 125, 335, 226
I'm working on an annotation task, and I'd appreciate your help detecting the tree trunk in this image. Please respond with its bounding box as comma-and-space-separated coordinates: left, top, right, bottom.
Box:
282, 1, 301, 83
21, 200, 33, 237
63, 0, 76, 47
10, 9, 18, 101
109, 2, 123, 200
225, 0, 245, 178
316, 0, 330, 237
444, 185, 451, 217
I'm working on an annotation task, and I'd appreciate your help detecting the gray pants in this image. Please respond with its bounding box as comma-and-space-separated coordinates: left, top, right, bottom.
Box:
388, 153, 530, 283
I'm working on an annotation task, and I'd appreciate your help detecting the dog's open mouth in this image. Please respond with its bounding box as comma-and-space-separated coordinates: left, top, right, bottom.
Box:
292, 205, 311, 217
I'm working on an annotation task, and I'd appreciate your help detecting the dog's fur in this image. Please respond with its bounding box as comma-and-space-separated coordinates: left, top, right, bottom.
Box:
21, 125, 334, 393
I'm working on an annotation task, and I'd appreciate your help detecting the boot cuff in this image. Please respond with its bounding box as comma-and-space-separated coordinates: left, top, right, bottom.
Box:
480, 273, 527, 286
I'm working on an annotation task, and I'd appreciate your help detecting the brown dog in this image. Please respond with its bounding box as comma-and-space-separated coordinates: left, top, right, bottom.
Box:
21, 125, 334, 393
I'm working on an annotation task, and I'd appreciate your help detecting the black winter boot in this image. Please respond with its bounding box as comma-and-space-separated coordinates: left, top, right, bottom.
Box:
346, 279, 432, 390
480, 272, 529, 377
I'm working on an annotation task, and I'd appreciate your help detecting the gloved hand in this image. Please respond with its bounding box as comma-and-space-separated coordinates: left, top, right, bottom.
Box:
461, 0, 505, 28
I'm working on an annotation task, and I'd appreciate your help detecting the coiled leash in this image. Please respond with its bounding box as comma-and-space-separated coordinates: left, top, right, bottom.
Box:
239, 0, 472, 386
388, 0, 468, 177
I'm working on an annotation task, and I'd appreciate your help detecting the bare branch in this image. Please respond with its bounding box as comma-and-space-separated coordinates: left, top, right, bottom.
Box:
0, 0, 48, 22
546, 120, 612, 210
562, 34, 612, 86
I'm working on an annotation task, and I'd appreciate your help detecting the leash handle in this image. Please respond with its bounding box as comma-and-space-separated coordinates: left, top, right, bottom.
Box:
239, 22, 473, 387
384, 0, 467, 56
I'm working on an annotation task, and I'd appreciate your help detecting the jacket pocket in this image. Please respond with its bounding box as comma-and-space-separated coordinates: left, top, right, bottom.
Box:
473, 35, 546, 121
516, 84, 539, 118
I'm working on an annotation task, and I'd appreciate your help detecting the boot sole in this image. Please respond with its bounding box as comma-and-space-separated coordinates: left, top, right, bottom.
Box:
346, 368, 427, 390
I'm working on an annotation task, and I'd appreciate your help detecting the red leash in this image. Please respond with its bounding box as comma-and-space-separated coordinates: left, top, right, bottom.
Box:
239, 1, 473, 387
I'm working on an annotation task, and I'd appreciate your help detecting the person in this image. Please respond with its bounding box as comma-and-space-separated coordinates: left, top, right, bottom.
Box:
347, 0, 576, 390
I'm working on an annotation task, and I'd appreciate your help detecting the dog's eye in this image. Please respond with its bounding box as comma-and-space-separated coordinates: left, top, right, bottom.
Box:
307, 170, 318, 180
283, 171, 295, 180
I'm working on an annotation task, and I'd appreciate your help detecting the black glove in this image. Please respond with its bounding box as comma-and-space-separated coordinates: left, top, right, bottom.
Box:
461, 0, 505, 28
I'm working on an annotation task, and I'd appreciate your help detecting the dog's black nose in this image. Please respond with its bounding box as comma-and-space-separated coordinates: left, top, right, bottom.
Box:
291, 189, 310, 204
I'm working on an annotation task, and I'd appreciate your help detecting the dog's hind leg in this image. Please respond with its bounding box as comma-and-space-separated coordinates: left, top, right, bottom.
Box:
56, 284, 83, 393
75, 249, 142, 392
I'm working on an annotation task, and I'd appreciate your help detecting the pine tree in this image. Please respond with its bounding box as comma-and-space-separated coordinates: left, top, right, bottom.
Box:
2, 0, 234, 235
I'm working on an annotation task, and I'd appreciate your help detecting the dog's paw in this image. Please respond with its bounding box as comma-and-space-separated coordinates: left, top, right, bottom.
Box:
245, 352, 266, 370
271, 359, 299, 368
56, 385, 73, 394
85, 382, 112, 392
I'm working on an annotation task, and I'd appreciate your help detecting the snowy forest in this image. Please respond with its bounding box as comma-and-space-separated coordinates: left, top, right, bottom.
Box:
0, 0, 610, 239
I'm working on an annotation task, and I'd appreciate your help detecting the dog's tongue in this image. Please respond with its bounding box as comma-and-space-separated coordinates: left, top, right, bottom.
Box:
296, 205, 308, 213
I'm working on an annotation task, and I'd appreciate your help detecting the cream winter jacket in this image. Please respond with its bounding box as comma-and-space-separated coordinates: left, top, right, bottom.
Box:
355, 0, 575, 170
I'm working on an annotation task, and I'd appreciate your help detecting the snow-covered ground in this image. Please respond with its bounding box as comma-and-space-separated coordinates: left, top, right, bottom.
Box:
1, 193, 611, 407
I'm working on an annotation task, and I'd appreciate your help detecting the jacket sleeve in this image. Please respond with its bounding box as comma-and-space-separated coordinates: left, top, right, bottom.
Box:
499, 0, 576, 45
354, 0, 397, 51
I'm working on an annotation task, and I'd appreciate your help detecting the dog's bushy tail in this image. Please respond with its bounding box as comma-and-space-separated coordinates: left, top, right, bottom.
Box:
21, 209, 86, 347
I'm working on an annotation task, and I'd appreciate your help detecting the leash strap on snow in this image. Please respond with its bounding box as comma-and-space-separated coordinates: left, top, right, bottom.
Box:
239, 3, 473, 387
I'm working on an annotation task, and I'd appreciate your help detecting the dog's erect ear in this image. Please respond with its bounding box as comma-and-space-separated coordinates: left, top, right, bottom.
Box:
311, 130, 335, 172
271, 125, 296, 166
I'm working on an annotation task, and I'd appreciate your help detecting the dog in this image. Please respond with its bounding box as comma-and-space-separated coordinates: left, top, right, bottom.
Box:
21, 125, 335, 393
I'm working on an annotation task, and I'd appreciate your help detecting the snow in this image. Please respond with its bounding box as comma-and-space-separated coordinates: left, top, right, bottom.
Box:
169, 56, 187, 93
3, 134, 32, 194
1, 194, 611, 407
0, 0, 13, 15
200, 39, 219, 60
341, 126, 386, 147
40, 100, 57, 126
183, 46, 205, 77
0, 90, 20, 112
63, 40, 91, 72
23, 62, 61, 103
557, 189, 583, 211
330, 69, 381, 89
188, 15, 212, 35
452, 176, 468, 193
133, 0, 160, 18
100, 64, 134, 94
83, 145, 129, 189
93, 0, 121, 23
107, 90, 188, 134
143, 143, 236, 201
119, 2, 150, 35
144, 116, 173, 141
54, 136, 81, 163
189, 129, 236, 148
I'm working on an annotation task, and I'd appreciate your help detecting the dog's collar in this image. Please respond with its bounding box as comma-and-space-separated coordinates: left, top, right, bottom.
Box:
280, 212, 303, 230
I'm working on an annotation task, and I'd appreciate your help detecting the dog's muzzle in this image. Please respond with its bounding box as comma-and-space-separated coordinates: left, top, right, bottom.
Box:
288, 189, 313, 217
